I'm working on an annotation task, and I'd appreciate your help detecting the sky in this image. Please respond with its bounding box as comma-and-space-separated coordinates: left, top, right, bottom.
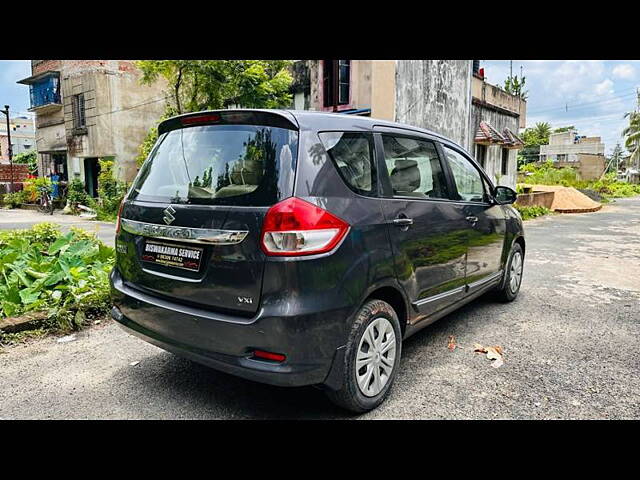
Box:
1, 60, 638, 154
482, 60, 640, 154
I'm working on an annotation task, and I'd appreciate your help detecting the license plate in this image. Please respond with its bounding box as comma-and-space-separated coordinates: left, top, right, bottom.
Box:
140, 240, 204, 272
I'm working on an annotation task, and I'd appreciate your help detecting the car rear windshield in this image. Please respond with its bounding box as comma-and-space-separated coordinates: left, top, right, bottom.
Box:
130, 124, 298, 206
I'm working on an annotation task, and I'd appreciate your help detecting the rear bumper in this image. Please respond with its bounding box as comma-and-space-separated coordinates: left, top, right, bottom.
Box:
110, 268, 348, 388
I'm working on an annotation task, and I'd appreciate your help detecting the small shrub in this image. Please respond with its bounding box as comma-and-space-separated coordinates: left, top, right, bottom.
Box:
2, 191, 26, 208
95, 159, 128, 222
67, 178, 89, 211
514, 204, 553, 221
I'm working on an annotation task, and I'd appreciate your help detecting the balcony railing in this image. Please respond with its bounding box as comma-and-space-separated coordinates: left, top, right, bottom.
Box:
29, 75, 61, 110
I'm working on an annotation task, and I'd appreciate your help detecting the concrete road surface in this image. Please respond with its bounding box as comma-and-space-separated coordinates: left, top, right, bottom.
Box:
1, 198, 639, 419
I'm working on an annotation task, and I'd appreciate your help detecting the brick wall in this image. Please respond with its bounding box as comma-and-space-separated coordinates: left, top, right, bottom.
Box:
0, 164, 30, 182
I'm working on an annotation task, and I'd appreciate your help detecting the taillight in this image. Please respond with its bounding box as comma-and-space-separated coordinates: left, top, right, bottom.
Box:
253, 350, 286, 362
260, 197, 349, 256
115, 200, 125, 234
180, 113, 221, 126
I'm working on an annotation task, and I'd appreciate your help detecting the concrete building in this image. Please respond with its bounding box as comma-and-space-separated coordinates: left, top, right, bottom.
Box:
290, 60, 473, 151
0, 116, 35, 163
539, 129, 606, 180
17, 60, 166, 196
290, 60, 526, 188
470, 65, 526, 189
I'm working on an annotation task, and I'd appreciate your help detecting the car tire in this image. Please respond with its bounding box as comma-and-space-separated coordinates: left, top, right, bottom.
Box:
494, 242, 524, 302
325, 299, 402, 413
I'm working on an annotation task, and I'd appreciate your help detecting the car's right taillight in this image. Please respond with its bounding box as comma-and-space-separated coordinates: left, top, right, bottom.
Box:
260, 197, 350, 256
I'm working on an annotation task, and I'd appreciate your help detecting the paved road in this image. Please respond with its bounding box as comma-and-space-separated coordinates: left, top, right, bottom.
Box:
0, 208, 115, 246
1, 198, 639, 419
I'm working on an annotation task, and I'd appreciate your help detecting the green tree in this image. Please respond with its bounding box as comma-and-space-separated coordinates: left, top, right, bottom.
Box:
504, 75, 528, 100
134, 60, 294, 167
607, 143, 625, 173
13, 150, 38, 175
518, 122, 552, 167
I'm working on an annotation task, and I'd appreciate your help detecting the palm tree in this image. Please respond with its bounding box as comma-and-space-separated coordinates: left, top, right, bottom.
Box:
623, 111, 640, 169
533, 122, 551, 143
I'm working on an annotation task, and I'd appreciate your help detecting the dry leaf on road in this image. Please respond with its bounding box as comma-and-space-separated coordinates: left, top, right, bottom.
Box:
473, 343, 505, 367
448, 335, 456, 351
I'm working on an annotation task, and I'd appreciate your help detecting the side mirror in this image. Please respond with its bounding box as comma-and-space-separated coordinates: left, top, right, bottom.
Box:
493, 185, 518, 205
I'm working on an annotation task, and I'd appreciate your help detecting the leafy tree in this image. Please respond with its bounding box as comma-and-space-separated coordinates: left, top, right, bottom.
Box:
518, 122, 552, 167
134, 60, 294, 168
13, 150, 38, 175
607, 143, 625, 173
504, 75, 528, 100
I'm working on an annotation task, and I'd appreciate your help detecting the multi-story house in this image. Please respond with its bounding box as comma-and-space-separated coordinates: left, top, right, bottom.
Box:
17, 60, 166, 196
0, 116, 35, 163
290, 60, 526, 188
539, 129, 605, 180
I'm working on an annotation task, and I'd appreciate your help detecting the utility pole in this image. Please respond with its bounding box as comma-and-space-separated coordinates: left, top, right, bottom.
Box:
1, 105, 14, 193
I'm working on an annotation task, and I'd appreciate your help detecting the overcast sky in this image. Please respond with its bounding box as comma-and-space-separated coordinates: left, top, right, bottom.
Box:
482, 60, 640, 154
1, 60, 638, 154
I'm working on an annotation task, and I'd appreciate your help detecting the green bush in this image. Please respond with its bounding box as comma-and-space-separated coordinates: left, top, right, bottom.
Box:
0, 223, 114, 332
514, 204, 553, 221
2, 190, 27, 208
67, 178, 89, 211
13, 150, 38, 175
94, 159, 128, 221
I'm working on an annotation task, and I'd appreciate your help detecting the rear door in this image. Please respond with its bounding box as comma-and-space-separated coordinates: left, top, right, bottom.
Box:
375, 131, 468, 321
116, 111, 299, 316
439, 144, 506, 292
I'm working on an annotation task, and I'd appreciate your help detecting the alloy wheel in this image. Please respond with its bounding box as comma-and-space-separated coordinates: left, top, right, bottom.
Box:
509, 251, 523, 294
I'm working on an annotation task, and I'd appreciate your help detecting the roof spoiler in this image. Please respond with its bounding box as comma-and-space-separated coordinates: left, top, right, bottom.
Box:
158, 109, 299, 135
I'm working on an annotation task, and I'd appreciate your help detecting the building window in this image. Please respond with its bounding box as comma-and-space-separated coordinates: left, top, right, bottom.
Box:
72, 94, 86, 130
557, 154, 567, 162
501, 148, 509, 175
540, 155, 547, 162
28, 74, 61, 109
475, 144, 487, 169
322, 60, 351, 109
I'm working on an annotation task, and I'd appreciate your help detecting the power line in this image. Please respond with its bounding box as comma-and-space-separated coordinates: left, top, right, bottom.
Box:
528, 89, 639, 115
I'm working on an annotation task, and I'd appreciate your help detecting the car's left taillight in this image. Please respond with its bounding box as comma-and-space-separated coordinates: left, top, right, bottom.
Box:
115, 200, 125, 234
260, 197, 349, 256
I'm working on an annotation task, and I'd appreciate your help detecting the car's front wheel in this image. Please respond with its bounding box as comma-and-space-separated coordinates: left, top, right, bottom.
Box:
325, 299, 402, 413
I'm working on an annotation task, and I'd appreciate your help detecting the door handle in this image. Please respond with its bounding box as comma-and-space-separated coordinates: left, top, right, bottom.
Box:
466, 216, 479, 223
393, 218, 414, 226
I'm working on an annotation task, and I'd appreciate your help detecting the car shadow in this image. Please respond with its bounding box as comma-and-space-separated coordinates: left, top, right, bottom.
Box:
116, 292, 508, 419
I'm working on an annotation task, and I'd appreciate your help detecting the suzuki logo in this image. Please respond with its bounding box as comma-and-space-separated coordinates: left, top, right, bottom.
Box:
238, 296, 253, 304
163, 206, 176, 225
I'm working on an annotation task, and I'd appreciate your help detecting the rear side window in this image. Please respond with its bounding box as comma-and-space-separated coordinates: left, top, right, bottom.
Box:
381, 134, 450, 200
318, 132, 376, 196
130, 124, 298, 206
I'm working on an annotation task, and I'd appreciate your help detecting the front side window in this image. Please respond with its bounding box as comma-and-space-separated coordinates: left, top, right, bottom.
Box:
381, 135, 449, 200
130, 124, 298, 206
319, 131, 375, 195
442, 145, 486, 203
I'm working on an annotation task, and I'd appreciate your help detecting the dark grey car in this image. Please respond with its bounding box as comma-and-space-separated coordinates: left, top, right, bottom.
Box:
110, 109, 525, 412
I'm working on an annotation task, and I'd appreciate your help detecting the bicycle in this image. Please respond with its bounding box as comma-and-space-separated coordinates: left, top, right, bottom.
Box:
37, 185, 55, 215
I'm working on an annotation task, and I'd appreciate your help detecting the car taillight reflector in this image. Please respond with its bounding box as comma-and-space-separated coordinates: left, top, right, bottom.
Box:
260, 197, 349, 256
180, 113, 221, 126
253, 350, 286, 362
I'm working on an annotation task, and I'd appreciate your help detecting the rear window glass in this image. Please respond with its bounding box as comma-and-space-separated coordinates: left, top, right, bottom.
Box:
130, 125, 298, 206
318, 131, 376, 196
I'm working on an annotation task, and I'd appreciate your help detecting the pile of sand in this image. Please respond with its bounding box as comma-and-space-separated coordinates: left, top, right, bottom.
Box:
527, 184, 602, 213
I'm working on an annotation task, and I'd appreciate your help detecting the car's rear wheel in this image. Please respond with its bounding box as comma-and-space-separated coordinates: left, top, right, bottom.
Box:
325, 299, 402, 413
495, 242, 524, 302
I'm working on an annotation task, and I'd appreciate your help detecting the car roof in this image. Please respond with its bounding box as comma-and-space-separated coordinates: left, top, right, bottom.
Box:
158, 108, 466, 152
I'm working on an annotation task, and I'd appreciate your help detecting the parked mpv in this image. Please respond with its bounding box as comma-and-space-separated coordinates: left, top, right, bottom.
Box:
110, 109, 525, 412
